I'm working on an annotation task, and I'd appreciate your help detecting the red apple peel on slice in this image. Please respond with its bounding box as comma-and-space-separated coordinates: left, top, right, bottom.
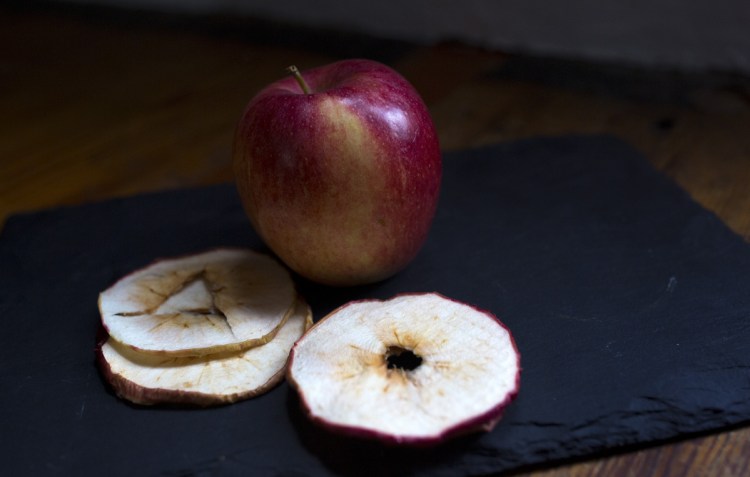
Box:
286, 293, 521, 446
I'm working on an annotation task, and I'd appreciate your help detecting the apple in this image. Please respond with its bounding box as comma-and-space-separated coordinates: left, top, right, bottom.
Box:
232, 59, 441, 286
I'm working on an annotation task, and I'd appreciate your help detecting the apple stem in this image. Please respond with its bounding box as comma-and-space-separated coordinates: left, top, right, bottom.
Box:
287, 65, 312, 95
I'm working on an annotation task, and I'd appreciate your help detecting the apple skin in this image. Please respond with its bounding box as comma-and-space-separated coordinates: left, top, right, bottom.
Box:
232, 59, 441, 286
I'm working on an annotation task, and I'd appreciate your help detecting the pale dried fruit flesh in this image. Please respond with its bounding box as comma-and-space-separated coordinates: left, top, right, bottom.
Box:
98, 298, 313, 406
99, 248, 296, 357
287, 293, 520, 446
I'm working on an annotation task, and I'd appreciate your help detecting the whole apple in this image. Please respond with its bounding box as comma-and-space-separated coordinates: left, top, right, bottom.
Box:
232, 59, 441, 286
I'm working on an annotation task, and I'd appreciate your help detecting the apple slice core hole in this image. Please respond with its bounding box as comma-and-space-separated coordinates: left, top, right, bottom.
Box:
385, 346, 422, 371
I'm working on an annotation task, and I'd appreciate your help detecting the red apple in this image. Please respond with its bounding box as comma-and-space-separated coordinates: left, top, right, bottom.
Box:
232, 59, 441, 286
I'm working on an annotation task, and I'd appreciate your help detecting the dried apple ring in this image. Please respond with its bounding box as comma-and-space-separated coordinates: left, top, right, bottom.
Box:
287, 293, 520, 446
99, 248, 295, 357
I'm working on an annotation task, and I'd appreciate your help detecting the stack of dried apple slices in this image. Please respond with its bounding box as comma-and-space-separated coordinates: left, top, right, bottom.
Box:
96, 248, 310, 406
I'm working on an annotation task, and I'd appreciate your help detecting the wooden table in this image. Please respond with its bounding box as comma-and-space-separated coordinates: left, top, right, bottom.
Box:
3, 5, 749, 476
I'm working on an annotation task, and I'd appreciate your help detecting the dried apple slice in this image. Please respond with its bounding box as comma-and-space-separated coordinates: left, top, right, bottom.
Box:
97, 297, 313, 406
287, 293, 520, 446
99, 248, 296, 356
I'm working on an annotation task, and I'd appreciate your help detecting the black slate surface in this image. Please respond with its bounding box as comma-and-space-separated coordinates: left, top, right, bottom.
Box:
2, 135, 749, 476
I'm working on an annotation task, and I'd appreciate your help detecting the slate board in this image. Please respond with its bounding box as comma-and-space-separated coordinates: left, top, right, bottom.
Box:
2, 135, 749, 476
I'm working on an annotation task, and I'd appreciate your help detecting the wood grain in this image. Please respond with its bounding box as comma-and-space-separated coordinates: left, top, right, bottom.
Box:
2, 5, 749, 476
